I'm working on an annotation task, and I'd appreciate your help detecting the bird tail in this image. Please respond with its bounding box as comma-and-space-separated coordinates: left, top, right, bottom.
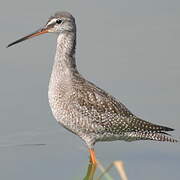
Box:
125, 131, 178, 142
124, 117, 178, 142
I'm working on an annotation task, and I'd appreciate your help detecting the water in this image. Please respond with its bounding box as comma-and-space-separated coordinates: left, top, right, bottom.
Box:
0, 129, 179, 179
0, 0, 180, 179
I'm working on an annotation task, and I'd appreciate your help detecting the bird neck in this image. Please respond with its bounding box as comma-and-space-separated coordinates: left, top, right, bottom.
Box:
52, 32, 77, 80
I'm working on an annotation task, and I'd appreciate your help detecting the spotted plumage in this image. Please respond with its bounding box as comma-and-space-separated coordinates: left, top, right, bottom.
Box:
7, 11, 177, 164
49, 74, 177, 147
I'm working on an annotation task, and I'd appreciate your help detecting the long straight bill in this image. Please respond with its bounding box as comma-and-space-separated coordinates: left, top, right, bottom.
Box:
7, 28, 49, 48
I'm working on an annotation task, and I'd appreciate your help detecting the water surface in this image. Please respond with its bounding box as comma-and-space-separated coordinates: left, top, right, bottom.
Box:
0, 0, 180, 179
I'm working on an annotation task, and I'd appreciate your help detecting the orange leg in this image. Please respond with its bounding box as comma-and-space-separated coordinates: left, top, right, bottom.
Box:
89, 148, 97, 165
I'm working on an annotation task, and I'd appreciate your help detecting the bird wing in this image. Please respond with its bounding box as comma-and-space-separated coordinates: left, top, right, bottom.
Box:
71, 78, 173, 135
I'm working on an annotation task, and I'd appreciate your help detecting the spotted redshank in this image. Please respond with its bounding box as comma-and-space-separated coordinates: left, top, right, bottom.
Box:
7, 12, 177, 164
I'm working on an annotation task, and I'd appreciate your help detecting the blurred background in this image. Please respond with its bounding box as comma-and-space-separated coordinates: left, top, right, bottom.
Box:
0, 0, 180, 179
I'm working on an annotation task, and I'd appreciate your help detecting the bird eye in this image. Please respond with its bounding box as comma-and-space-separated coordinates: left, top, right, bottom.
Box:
56, 19, 62, 24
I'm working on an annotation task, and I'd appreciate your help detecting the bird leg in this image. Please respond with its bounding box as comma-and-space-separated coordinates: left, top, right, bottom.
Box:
89, 148, 97, 165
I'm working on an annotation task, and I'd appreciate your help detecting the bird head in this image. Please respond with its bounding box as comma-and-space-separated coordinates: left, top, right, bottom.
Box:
7, 11, 76, 48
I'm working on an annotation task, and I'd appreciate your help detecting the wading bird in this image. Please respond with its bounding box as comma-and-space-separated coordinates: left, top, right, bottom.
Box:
7, 12, 177, 164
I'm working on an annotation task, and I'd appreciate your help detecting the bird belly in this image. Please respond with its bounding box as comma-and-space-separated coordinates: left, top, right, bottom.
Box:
48, 91, 88, 137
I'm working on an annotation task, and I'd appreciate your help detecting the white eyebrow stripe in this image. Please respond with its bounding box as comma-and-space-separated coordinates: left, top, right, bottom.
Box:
47, 18, 57, 26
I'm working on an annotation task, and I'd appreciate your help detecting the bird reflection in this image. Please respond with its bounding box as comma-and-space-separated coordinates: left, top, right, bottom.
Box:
82, 158, 128, 180
83, 160, 97, 180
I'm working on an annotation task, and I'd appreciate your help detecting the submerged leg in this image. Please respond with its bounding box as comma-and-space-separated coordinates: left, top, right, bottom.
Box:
89, 148, 97, 165
83, 162, 97, 180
